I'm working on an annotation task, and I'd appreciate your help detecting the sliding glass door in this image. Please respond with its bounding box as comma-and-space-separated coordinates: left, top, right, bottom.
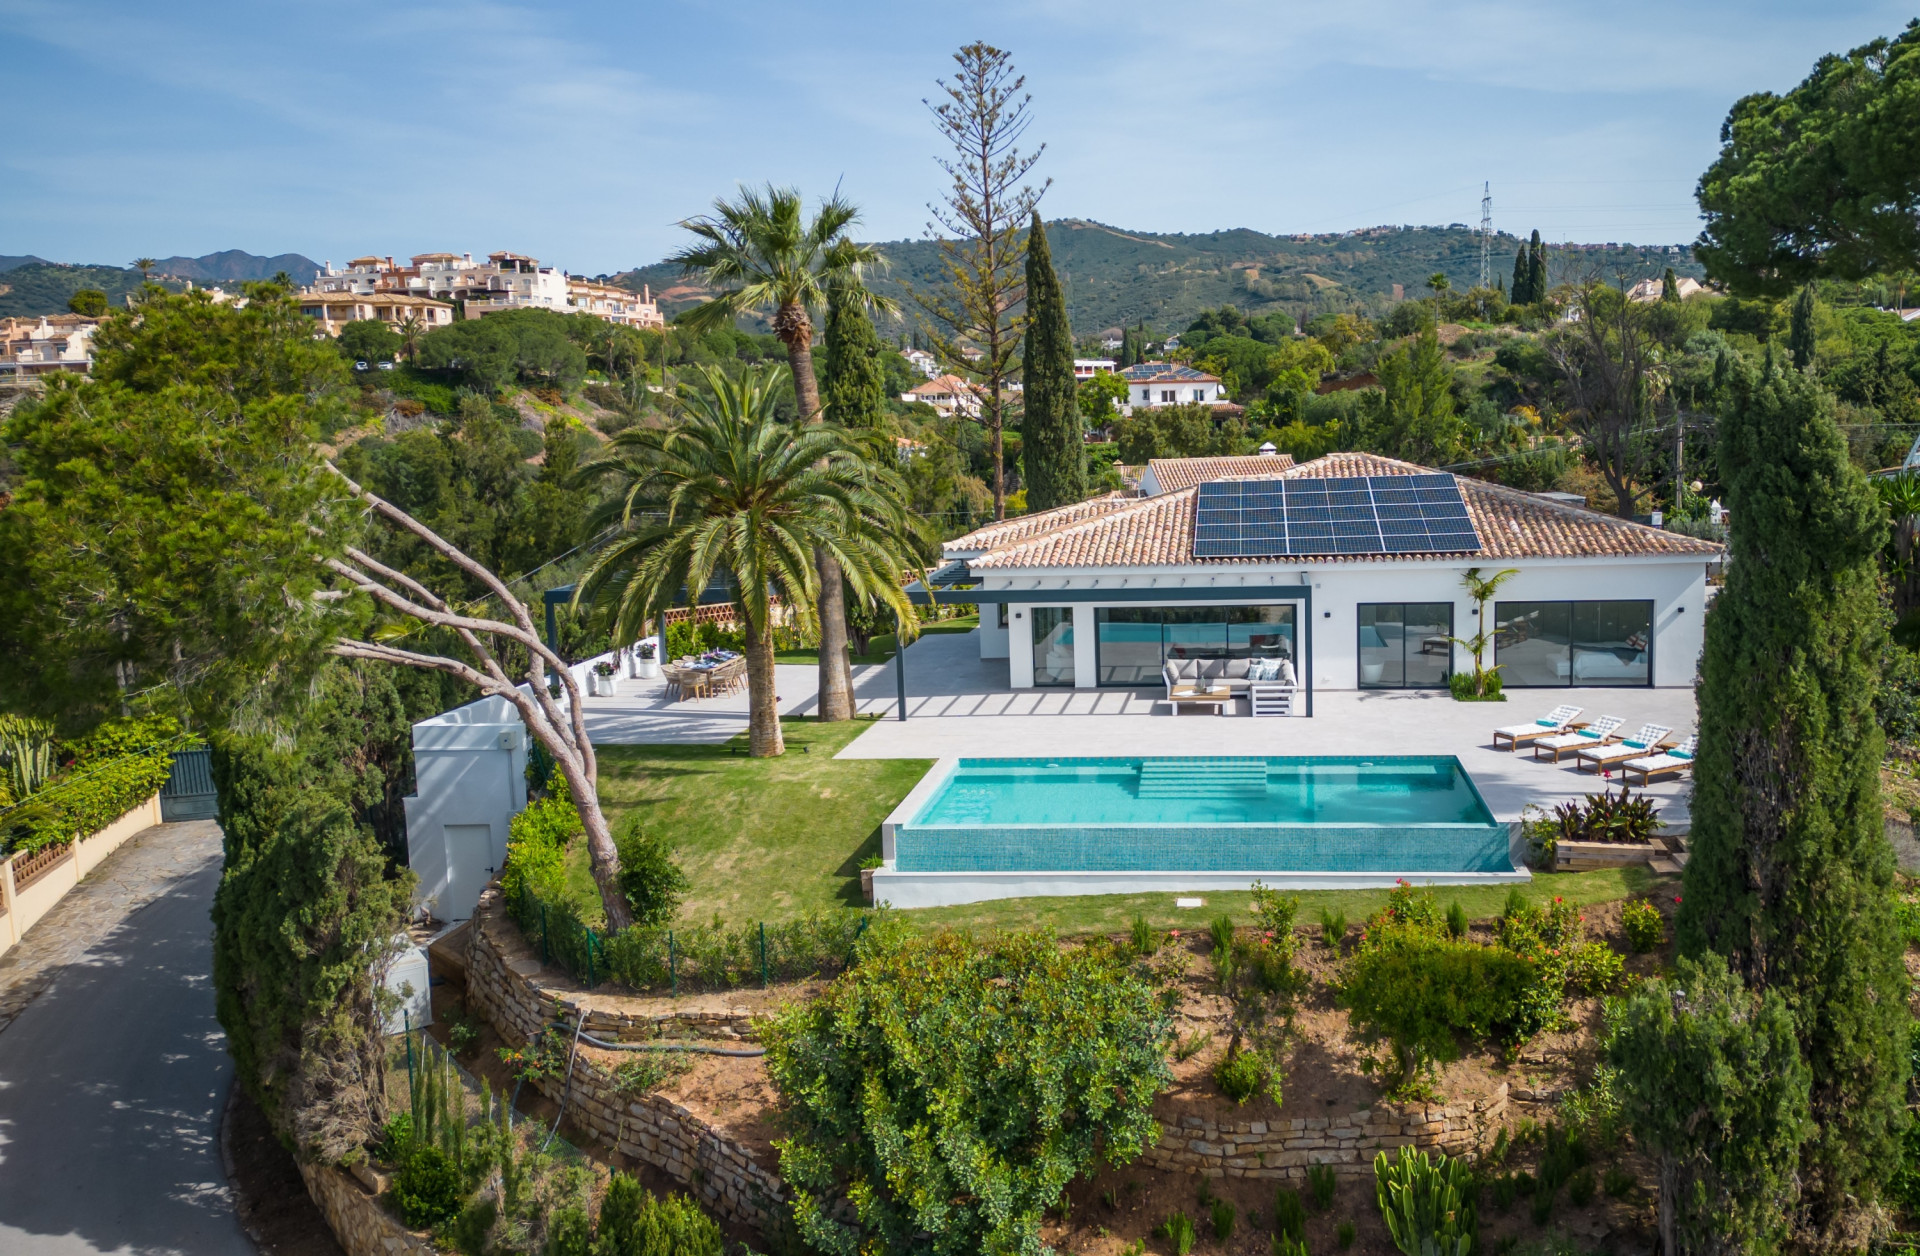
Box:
1094, 605, 1297, 685
1495, 600, 1653, 686
1357, 603, 1453, 689
1031, 607, 1075, 687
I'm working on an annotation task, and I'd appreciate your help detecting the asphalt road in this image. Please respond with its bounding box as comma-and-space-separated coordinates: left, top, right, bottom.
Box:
0, 821, 254, 1255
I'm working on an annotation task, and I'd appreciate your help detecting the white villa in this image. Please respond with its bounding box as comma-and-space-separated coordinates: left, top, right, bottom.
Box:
903, 373, 982, 417
935, 451, 1722, 708
1121, 361, 1229, 408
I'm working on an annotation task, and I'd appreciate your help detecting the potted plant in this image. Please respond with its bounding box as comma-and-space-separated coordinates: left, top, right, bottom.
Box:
635, 640, 660, 680
592, 659, 619, 697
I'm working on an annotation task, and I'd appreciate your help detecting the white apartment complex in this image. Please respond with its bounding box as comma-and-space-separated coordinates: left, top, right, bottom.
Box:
1121, 361, 1229, 408
296, 293, 457, 338
0, 315, 100, 382
310, 251, 663, 328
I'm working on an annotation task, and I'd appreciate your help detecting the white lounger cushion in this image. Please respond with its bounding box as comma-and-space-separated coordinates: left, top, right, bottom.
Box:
1575, 724, 1672, 762
1495, 705, 1582, 738
1534, 716, 1624, 751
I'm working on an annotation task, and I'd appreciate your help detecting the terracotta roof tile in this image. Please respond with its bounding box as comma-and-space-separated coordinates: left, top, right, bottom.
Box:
943, 492, 1136, 554
967, 452, 1724, 569
1147, 454, 1297, 492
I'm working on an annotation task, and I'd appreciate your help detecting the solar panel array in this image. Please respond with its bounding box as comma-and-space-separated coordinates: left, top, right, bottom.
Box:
1192, 474, 1481, 558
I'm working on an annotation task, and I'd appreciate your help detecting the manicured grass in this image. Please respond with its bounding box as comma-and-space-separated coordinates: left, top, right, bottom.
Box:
577, 718, 1659, 936
772, 614, 979, 666
582, 717, 929, 924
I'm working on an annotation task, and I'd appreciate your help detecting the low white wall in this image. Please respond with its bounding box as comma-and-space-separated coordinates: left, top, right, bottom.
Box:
0, 793, 162, 958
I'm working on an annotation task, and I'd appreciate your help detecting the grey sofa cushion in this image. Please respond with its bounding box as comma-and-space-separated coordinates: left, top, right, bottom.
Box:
1223, 659, 1252, 679
1167, 659, 1198, 681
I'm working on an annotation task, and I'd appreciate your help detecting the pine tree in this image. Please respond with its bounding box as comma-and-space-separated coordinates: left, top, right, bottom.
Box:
1676, 362, 1908, 1231
1789, 281, 1818, 371
1019, 214, 1085, 511
1661, 266, 1680, 303
1511, 245, 1531, 304
823, 280, 892, 430
1526, 231, 1547, 306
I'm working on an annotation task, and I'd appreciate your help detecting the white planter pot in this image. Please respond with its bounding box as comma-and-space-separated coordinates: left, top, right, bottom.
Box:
595, 674, 619, 697
637, 659, 660, 679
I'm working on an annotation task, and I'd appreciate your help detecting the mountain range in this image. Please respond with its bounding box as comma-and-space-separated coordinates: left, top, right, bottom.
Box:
615, 220, 1705, 338
1, 226, 1703, 331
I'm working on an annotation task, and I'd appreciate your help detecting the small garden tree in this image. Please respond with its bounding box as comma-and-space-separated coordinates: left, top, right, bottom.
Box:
764, 928, 1172, 1256
1447, 566, 1518, 699
1608, 953, 1810, 1256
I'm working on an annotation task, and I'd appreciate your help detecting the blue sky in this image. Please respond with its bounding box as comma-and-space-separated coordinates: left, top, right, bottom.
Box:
0, 1, 1910, 273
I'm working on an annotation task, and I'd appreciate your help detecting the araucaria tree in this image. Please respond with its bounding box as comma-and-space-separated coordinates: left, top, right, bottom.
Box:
671, 184, 891, 722
1675, 362, 1909, 1234
1608, 953, 1810, 1256
1019, 212, 1084, 511
572, 366, 923, 758
916, 42, 1048, 519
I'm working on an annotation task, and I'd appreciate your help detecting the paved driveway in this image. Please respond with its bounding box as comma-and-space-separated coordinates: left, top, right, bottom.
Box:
0, 820, 253, 1255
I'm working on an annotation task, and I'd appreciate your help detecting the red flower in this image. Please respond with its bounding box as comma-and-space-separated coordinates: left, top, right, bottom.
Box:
1170, 929, 1181, 938
1673, 895, 1682, 904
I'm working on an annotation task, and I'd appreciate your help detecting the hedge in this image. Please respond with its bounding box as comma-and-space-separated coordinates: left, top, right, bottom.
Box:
7, 716, 182, 854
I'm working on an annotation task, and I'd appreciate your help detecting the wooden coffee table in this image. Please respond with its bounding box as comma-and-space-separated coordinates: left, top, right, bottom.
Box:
1169, 685, 1232, 715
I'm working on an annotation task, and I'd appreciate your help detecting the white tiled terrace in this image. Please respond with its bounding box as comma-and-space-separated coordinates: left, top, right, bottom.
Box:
579, 629, 1697, 826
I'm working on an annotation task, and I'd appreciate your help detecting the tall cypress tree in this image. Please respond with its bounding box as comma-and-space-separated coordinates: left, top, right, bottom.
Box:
1019, 213, 1085, 511
1676, 363, 1908, 1231
1789, 281, 1818, 371
823, 280, 891, 431
1661, 267, 1680, 303
1526, 230, 1547, 305
1511, 245, 1531, 304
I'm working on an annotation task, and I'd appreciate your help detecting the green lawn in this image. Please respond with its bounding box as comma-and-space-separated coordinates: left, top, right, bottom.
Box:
772, 614, 979, 666
577, 717, 1659, 935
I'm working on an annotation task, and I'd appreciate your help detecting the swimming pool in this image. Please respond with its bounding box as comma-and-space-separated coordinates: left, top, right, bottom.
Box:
874, 756, 1523, 906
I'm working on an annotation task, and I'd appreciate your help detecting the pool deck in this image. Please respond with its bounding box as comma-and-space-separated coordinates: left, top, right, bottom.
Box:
579, 629, 1696, 826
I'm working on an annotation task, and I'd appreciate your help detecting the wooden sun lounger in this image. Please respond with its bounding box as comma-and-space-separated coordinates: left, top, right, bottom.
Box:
1531, 716, 1624, 763
1492, 705, 1584, 750
1573, 725, 1674, 773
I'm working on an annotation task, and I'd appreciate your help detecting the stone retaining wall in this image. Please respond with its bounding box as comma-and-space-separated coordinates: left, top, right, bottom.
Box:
465, 887, 1513, 1221
466, 890, 783, 1228
298, 1161, 437, 1256
1141, 1087, 1508, 1180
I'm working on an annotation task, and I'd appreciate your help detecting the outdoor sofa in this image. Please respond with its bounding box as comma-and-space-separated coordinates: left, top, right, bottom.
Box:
1163, 657, 1296, 709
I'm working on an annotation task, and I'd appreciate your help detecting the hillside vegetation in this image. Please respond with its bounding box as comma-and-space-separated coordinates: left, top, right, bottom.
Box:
617, 220, 1702, 335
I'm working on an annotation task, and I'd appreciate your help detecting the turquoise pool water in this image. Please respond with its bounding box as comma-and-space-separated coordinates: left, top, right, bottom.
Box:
894, 756, 1510, 874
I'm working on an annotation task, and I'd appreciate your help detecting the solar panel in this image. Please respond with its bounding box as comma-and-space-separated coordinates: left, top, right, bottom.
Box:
1190, 475, 1482, 559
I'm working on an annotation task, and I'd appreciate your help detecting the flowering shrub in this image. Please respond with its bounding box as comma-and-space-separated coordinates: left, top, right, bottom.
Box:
1621, 899, 1665, 953
7, 715, 183, 854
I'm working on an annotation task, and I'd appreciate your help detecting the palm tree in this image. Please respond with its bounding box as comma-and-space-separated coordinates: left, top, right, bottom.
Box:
573, 365, 924, 757
396, 311, 426, 361
1447, 566, 1520, 697
668, 184, 894, 724
133, 257, 156, 280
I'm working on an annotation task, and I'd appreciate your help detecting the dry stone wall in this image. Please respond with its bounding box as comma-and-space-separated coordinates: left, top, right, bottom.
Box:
1142, 1087, 1507, 1180
466, 891, 783, 1228
298, 1161, 437, 1256
465, 887, 1513, 1224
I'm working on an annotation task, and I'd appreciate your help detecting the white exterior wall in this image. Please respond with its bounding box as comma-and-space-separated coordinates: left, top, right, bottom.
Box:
985, 555, 1709, 695
977, 601, 1010, 659
403, 693, 528, 926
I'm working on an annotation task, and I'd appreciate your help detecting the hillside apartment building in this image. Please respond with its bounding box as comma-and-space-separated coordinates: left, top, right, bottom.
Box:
0, 315, 100, 383
308, 252, 664, 329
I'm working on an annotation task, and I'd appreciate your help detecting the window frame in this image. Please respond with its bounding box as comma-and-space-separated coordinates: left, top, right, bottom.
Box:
1493, 599, 1655, 688
1356, 602, 1454, 689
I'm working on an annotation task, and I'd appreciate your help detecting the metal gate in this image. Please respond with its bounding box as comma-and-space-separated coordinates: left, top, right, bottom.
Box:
159, 748, 219, 822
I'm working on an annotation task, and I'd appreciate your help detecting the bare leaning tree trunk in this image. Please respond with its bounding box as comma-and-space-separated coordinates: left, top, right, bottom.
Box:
322, 465, 634, 932
776, 300, 855, 722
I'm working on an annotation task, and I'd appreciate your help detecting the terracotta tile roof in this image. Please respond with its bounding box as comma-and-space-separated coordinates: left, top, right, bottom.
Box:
966, 452, 1724, 569
1147, 454, 1297, 492
942, 492, 1137, 554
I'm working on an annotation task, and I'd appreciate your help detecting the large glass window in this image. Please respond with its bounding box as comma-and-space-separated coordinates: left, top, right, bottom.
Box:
1095, 605, 1297, 686
1358, 603, 1454, 688
1031, 607, 1075, 687
1495, 600, 1652, 687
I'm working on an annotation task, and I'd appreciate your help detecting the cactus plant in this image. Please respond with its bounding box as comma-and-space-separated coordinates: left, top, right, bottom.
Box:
1374, 1146, 1477, 1256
